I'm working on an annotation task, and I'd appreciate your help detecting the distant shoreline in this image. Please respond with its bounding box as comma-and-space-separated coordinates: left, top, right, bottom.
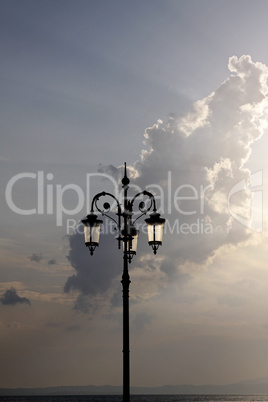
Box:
2, 378, 268, 396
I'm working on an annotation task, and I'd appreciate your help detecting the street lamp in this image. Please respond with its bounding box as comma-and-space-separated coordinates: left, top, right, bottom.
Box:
81, 163, 165, 402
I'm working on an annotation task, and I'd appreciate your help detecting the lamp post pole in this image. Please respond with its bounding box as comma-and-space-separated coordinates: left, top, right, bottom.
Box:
81, 163, 165, 402
122, 168, 131, 402
122, 252, 130, 401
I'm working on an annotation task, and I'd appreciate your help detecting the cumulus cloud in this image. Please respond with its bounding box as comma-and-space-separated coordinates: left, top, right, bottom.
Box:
0, 288, 31, 306
98, 163, 121, 181
134, 55, 268, 261
65, 55, 268, 313
64, 226, 123, 313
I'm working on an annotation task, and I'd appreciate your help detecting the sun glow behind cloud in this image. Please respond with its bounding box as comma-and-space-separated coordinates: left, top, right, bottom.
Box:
66, 56, 268, 318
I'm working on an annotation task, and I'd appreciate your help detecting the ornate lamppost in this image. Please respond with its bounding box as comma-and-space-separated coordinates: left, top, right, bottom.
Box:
81, 163, 165, 402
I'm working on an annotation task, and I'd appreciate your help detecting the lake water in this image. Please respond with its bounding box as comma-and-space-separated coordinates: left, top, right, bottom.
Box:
1, 396, 268, 402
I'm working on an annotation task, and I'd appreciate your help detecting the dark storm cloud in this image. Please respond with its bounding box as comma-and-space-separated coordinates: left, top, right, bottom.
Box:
64, 227, 122, 311
0, 288, 31, 306
72, 294, 93, 314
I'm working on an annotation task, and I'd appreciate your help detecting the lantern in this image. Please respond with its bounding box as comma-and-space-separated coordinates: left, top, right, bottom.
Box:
145, 212, 165, 254
81, 213, 103, 255
122, 224, 139, 261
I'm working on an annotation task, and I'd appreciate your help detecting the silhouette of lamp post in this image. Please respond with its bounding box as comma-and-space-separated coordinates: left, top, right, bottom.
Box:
81, 163, 165, 402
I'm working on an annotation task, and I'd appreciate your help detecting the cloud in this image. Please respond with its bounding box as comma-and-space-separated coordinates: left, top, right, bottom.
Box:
98, 163, 121, 181
65, 325, 81, 332
64, 226, 123, 313
132, 312, 153, 331
133, 55, 268, 262
0, 288, 31, 306
64, 227, 122, 295
65, 55, 268, 313
217, 294, 247, 307
29, 253, 43, 263
48, 259, 56, 265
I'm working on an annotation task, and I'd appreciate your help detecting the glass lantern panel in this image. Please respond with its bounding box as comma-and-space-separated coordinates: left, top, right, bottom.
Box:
123, 232, 139, 254
147, 224, 155, 244
154, 223, 164, 243
84, 225, 101, 245
130, 232, 138, 253
147, 223, 164, 244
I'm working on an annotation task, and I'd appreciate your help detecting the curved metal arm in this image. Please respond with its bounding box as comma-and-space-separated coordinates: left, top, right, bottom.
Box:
91, 191, 122, 231
130, 190, 157, 224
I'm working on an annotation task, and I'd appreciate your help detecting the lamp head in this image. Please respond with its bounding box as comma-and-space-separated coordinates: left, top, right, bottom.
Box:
145, 212, 165, 254
81, 213, 103, 255
122, 224, 139, 262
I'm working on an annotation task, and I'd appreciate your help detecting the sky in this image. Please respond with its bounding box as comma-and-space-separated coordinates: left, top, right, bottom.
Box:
2, 0, 268, 390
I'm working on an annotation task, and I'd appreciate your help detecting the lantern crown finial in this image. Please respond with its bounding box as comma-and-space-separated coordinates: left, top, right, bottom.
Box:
122, 162, 130, 186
